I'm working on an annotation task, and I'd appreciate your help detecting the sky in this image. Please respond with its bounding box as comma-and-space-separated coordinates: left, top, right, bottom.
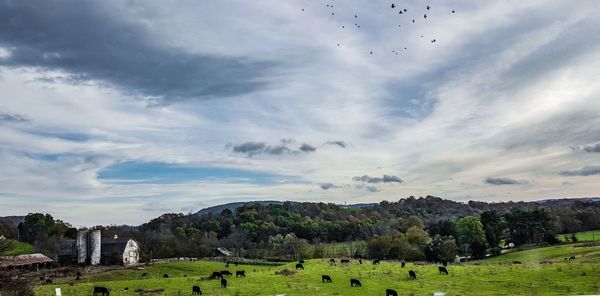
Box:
0, 0, 599, 226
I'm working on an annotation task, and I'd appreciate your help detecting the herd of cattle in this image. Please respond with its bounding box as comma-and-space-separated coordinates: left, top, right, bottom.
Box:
87, 258, 451, 295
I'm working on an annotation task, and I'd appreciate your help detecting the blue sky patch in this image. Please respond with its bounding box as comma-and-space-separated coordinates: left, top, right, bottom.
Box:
97, 161, 300, 185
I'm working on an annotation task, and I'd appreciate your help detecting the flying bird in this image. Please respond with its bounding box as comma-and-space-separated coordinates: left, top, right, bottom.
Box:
412, 19, 415, 23
424, 14, 427, 19
391, 3, 396, 8
427, 5, 431, 10
452, 10, 456, 13
404, 8, 407, 12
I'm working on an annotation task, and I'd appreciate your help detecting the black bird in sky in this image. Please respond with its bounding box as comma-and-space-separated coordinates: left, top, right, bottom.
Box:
370, 51, 373, 54
427, 5, 431, 10
355, 14, 358, 18
424, 14, 427, 19
399, 11, 403, 14
452, 10, 456, 13
412, 19, 415, 23
391, 3, 396, 9
404, 8, 407, 12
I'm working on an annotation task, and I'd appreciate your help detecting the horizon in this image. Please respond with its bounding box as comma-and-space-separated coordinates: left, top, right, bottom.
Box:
1, 0, 599, 226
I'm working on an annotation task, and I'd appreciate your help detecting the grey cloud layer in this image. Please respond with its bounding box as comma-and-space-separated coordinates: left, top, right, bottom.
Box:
582, 143, 600, 153
484, 177, 527, 185
325, 141, 347, 148
0, 0, 274, 103
352, 175, 403, 184
559, 166, 600, 177
230, 141, 315, 156
0, 112, 28, 122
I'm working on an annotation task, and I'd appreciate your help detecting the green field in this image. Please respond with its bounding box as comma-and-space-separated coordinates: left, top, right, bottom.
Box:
558, 230, 600, 243
35, 243, 600, 296
0, 239, 34, 256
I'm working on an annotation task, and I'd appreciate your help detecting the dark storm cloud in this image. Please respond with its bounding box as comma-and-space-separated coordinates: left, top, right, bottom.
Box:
0, 112, 29, 122
582, 143, 600, 153
352, 175, 403, 184
325, 141, 347, 148
232, 142, 266, 156
320, 183, 335, 190
230, 141, 315, 156
299, 143, 316, 152
0, 1, 274, 104
484, 177, 527, 185
559, 166, 600, 177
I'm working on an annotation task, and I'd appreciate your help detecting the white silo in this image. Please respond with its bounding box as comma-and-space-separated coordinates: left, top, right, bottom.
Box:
89, 229, 102, 265
76, 229, 88, 264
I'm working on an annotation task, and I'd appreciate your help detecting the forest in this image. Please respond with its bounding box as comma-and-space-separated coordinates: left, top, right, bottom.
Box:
2, 196, 599, 263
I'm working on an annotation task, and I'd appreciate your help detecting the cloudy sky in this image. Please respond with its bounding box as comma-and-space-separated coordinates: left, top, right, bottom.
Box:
0, 0, 599, 226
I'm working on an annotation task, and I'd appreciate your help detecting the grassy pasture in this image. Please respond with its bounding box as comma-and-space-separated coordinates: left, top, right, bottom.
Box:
34, 243, 600, 296
558, 230, 600, 243
0, 239, 34, 256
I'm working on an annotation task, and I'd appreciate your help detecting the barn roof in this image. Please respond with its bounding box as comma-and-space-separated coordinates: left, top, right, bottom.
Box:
0, 253, 53, 268
58, 239, 77, 256
101, 239, 131, 256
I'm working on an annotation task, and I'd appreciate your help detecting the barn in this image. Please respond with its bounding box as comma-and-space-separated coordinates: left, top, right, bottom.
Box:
0, 253, 53, 270
58, 230, 140, 266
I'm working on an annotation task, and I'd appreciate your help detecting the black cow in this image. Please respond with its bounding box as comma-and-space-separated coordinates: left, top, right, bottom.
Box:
322, 275, 332, 283
236, 270, 245, 277
221, 270, 233, 276
569, 256, 576, 260
350, 279, 362, 287
373, 259, 380, 265
45, 279, 53, 284
93, 286, 110, 296
439, 266, 448, 275
386, 289, 398, 296
75, 272, 81, 280
295, 263, 304, 270
221, 278, 228, 288
211, 271, 223, 279
408, 270, 417, 280
341, 259, 350, 264
329, 258, 336, 264
401, 261, 405, 268
299, 260, 305, 264
359, 259, 363, 264
141, 272, 147, 277
192, 285, 202, 295
512, 261, 522, 264
163, 274, 169, 278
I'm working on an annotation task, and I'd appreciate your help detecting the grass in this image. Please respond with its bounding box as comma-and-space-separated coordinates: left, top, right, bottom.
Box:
34, 243, 600, 296
557, 230, 600, 242
0, 239, 34, 256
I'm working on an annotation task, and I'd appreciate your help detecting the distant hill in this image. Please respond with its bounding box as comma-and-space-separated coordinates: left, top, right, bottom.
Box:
0, 216, 24, 227
194, 200, 287, 216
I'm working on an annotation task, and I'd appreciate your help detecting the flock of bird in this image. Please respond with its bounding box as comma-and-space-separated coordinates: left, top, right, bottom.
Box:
301, 2, 457, 56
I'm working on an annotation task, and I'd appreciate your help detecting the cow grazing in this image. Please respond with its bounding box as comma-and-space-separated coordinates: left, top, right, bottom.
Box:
192, 285, 202, 295
93, 286, 110, 296
295, 263, 304, 270
569, 256, 576, 260
211, 271, 223, 279
341, 259, 350, 264
236, 270, 245, 277
512, 261, 522, 264
221, 278, 228, 288
439, 266, 448, 275
408, 270, 417, 280
163, 274, 169, 278
141, 272, 147, 277
329, 258, 336, 264
322, 275, 332, 283
373, 259, 380, 265
221, 270, 233, 276
401, 261, 406, 268
386, 289, 399, 296
359, 259, 363, 264
350, 279, 362, 287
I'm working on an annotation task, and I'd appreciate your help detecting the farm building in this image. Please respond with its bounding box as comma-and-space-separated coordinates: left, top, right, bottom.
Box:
212, 247, 232, 257
58, 229, 140, 266
0, 253, 53, 270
